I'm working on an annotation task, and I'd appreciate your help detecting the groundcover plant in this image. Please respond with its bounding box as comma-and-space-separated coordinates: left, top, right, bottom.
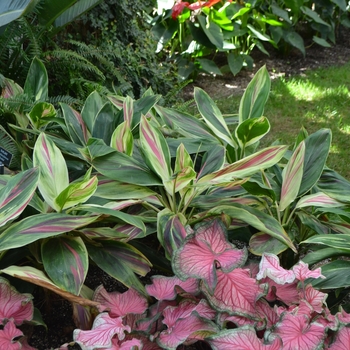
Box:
1, 61, 350, 348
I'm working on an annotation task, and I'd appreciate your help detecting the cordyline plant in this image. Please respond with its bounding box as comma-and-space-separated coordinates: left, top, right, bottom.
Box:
61, 219, 350, 349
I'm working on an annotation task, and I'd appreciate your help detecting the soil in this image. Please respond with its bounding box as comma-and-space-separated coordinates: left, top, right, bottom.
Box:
24, 28, 350, 350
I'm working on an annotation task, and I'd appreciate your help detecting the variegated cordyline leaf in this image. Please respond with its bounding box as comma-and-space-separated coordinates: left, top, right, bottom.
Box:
28, 102, 57, 129
207, 326, 282, 350
0, 213, 98, 251
55, 175, 98, 212
209, 204, 297, 253
172, 219, 247, 293
198, 145, 288, 185
123, 95, 133, 127
42, 236, 88, 295
33, 133, 69, 211
0, 168, 39, 228
239, 65, 271, 123
249, 233, 291, 256
74, 312, 130, 350
0, 266, 99, 307
0, 276, 33, 325
110, 121, 134, 156
140, 115, 172, 193
194, 87, 236, 147
301, 234, 350, 254
295, 192, 345, 209
279, 141, 305, 212
81, 91, 104, 133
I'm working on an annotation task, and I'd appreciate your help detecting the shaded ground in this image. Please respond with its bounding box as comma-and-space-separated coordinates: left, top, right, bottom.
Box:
27, 29, 350, 350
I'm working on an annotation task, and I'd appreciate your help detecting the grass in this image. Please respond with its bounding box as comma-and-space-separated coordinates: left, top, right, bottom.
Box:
215, 62, 350, 178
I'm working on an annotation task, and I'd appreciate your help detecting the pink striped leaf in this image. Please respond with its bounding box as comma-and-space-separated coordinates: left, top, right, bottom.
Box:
329, 326, 350, 349
140, 115, 172, 193
110, 121, 134, 156
93, 286, 148, 317
157, 312, 218, 350
295, 192, 344, 209
145, 275, 199, 301
302, 285, 327, 314
202, 268, 266, 318
33, 133, 69, 211
198, 145, 288, 185
0, 277, 33, 325
0, 213, 98, 251
74, 312, 130, 350
249, 233, 290, 256
0, 320, 36, 350
172, 219, 247, 292
279, 141, 305, 211
292, 261, 324, 282
207, 326, 282, 350
256, 253, 295, 284
271, 312, 326, 350
0, 167, 39, 228
157, 209, 188, 259
42, 236, 88, 295
55, 173, 98, 211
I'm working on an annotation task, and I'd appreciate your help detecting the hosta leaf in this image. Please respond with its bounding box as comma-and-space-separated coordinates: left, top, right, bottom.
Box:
235, 116, 270, 149
239, 65, 271, 123
74, 313, 130, 350
0, 276, 33, 325
295, 192, 345, 209
256, 253, 295, 284
93, 286, 148, 317
33, 133, 69, 211
110, 121, 134, 156
298, 129, 331, 196
207, 326, 282, 350
140, 115, 172, 192
0, 168, 39, 228
86, 241, 151, 295
145, 275, 199, 301
198, 145, 288, 185
42, 236, 88, 295
194, 87, 234, 147
157, 209, 188, 260
55, 175, 98, 211
172, 219, 247, 293
0, 214, 98, 251
271, 312, 326, 349
202, 268, 265, 318
279, 141, 305, 211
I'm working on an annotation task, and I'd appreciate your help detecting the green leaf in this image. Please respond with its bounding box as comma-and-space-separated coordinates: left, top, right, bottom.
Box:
87, 240, 151, 295
42, 236, 88, 295
300, 6, 330, 27
173, 144, 196, 193
312, 36, 331, 47
271, 4, 292, 24
81, 91, 103, 133
330, 0, 347, 11
197, 58, 222, 76
33, 133, 69, 211
298, 129, 331, 196
197, 15, 224, 49
0, 214, 98, 251
28, 102, 57, 129
279, 141, 305, 211
303, 247, 349, 266
0, 168, 39, 228
24, 57, 48, 102
301, 233, 350, 253
194, 87, 234, 147
285, 31, 305, 56
239, 66, 271, 123
227, 53, 244, 76
235, 116, 270, 149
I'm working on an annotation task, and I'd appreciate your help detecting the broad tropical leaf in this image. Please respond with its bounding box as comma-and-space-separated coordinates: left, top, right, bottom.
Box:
172, 219, 247, 292
239, 65, 271, 123
33, 133, 69, 211
249, 233, 290, 256
24, 57, 48, 102
42, 236, 88, 295
0, 214, 98, 251
0, 168, 39, 228
295, 192, 344, 209
110, 122, 134, 156
81, 91, 103, 133
311, 261, 350, 289
301, 234, 350, 253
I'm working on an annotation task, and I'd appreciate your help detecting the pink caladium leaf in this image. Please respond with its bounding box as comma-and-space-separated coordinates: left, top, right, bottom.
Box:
73, 313, 130, 350
145, 275, 199, 301
173, 219, 247, 293
218, 312, 265, 330
157, 312, 218, 350
329, 325, 350, 349
256, 299, 280, 329
336, 306, 350, 325
0, 320, 36, 350
263, 278, 299, 305
256, 253, 295, 284
292, 261, 325, 282
93, 286, 148, 318
98, 337, 142, 350
301, 284, 327, 314
271, 312, 326, 350
0, 277, 33, 325
207, 326, 282, 350
202, 268, 266, 319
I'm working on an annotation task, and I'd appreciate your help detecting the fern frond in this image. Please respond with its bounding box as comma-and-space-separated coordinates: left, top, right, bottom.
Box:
48, 95, 82, 108
0, 126, 21, 169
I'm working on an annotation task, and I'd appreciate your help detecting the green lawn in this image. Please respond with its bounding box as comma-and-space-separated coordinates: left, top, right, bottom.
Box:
215, 62, 350, 178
